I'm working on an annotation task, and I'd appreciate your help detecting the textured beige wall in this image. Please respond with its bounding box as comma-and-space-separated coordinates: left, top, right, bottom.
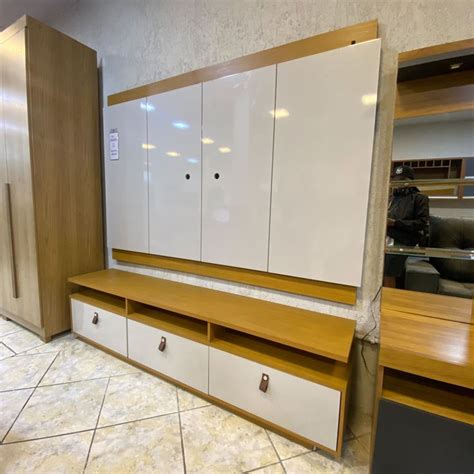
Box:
52, 0, 473, 340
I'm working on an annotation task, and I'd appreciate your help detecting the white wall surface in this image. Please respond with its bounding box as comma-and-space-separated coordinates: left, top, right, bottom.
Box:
393, 120, 474, 161
50, 0, 474, 341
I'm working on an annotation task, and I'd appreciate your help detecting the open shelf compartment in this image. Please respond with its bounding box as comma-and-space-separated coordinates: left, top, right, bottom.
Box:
127, 301, 208, 345
208, 324, 349, 391
382, 368, 474, 425
70, 288, 126, 316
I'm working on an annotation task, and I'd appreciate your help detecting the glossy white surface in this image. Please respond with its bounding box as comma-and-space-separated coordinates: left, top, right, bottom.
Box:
209, 348, 340, 450
71, 300, 127, 356
128, 319, 209, 393
269, 39, 381, 286
202, 66, 276, 271
148, 84, 202, 260
104, 99, 148, 253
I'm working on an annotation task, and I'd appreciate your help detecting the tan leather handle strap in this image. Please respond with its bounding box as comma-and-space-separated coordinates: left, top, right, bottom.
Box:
4, 183, 18, 299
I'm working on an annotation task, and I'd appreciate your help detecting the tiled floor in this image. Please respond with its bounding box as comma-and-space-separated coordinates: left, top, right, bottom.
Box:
0, 318, 371, 473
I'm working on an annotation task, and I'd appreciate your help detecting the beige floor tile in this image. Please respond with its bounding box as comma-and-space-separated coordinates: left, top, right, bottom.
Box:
0, 329, 44, 353
0, 342, 15, 360
0, 431, 93, 474
40, 343, 138, 385
0, 320, 23, 337
348, 409, 372, 438
283, 450, 345, 473
267, 431, 309, 460
0, 389, 33, 440
86, 414, 183, 473
250, 462, 285, 473
98, 372, 177, 427
181, 405, 279, 473
5, 378, 108, 442
26, 333, 87, 355
177, 388, 210, 411
0, 353, 56, 391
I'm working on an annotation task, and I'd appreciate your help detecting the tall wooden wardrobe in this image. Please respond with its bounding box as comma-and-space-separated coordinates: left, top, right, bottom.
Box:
0, 16, 104, 341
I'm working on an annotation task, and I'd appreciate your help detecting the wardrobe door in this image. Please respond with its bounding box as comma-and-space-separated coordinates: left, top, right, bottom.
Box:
2, 29, 41, 325
202, 66, 276, 271
148, 84, 202, 260
104, 99, 148, 253
269, 39, 381, 287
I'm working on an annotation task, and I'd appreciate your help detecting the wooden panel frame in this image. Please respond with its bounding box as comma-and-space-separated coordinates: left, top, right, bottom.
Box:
112, 249, 357, 305
398, 38, 474, 66
108, 19, 378, 105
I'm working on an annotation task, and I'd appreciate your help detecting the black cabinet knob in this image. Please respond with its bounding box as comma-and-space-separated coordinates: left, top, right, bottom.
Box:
214, 173, 220, 180
185, 174, 190, 180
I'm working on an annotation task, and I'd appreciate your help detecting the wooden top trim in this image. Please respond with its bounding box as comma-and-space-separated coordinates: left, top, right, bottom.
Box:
107, 20, 378, 106
399, 38, 474, 66
380, 308, 474, 389
69, 269, 356, 363
112, 249, 357, 306
382, 287, 473, 325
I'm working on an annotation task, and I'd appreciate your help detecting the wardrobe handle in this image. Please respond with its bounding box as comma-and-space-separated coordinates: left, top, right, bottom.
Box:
259, 373, 269, 393
185, 173, 190, 180
214, 173, 220, 180
4, 184, 18, 299
92, 312, 99, 324
158, 336, 167, 352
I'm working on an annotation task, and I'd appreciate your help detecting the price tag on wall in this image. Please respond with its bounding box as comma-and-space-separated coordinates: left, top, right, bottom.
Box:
109, 129, 119, 161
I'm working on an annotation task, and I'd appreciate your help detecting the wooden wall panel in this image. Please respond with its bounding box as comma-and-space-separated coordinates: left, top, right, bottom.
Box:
112, 249, 357, 305
108, 20, 378, 105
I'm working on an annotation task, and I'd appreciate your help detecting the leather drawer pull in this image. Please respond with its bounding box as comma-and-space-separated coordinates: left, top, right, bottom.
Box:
158, 336, 167, 352
92, 312, 99, 325
259, 373, 269, 393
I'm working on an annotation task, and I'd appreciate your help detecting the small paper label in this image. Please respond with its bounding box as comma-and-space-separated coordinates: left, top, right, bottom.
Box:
109, 129, 119, 161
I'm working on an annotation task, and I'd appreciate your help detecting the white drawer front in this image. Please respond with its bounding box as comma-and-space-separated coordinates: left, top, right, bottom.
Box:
128, 319, 208, 393
209, 348, 340, 450
71, 299, 127, 356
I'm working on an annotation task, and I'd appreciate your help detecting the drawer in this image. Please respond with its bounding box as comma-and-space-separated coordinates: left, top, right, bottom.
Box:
71, 299, 127, 356
209, 348, 340, 450
128, 319, 208, 393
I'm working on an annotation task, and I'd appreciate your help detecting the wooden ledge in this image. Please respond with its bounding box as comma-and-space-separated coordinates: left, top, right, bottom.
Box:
69, 269, 355, 363
380, 309, 474, 389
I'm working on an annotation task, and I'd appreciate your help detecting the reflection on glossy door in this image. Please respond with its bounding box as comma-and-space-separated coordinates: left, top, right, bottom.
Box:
148, 84, 202, 260
269, 39, 381, 286
104, 99, 148, 253
1, 29, 41, 324
202, 66, 276, 271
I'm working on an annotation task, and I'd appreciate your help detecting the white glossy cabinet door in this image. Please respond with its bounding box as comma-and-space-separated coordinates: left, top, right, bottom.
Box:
269, 39, 381, 286
148, 84, 202, 260
209, 348, 341, 450
202, 66, 276, 271
104, 99, 148, 253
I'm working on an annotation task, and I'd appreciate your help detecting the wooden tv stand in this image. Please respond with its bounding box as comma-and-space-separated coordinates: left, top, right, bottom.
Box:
68, 269, 355, 457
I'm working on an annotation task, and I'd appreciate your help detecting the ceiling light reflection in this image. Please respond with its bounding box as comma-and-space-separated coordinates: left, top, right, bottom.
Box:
361, 94, 377, 106
166, 151, 181, 157
218, 147, 231, 154
173, 121, 190, 129
140, 102, 155, 111
270, 108, 290, 119
201, 137, 214, 144
142, 143, 156, 149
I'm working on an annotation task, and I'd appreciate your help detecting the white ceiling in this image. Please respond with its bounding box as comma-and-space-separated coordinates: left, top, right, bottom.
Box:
0, 0, 76, 30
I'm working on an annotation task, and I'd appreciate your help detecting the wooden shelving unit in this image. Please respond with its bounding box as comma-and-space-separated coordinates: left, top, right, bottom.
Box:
68, 268, 356, 458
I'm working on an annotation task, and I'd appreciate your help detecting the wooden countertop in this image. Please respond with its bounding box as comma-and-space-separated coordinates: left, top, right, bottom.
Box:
380, 308, 474, 389
382, 288, 473, 325
69, 269, 355, 363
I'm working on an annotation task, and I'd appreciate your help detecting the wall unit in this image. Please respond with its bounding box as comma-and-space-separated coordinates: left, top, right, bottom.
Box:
148, 84, 202, 260
202, 66, 276, 271
102, 20, 380, 301
69, 268, 355, 457
371, 293, 474, 473
0, 16, 104, 341
104, 98, 148, 253
269, 39, 380, 287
